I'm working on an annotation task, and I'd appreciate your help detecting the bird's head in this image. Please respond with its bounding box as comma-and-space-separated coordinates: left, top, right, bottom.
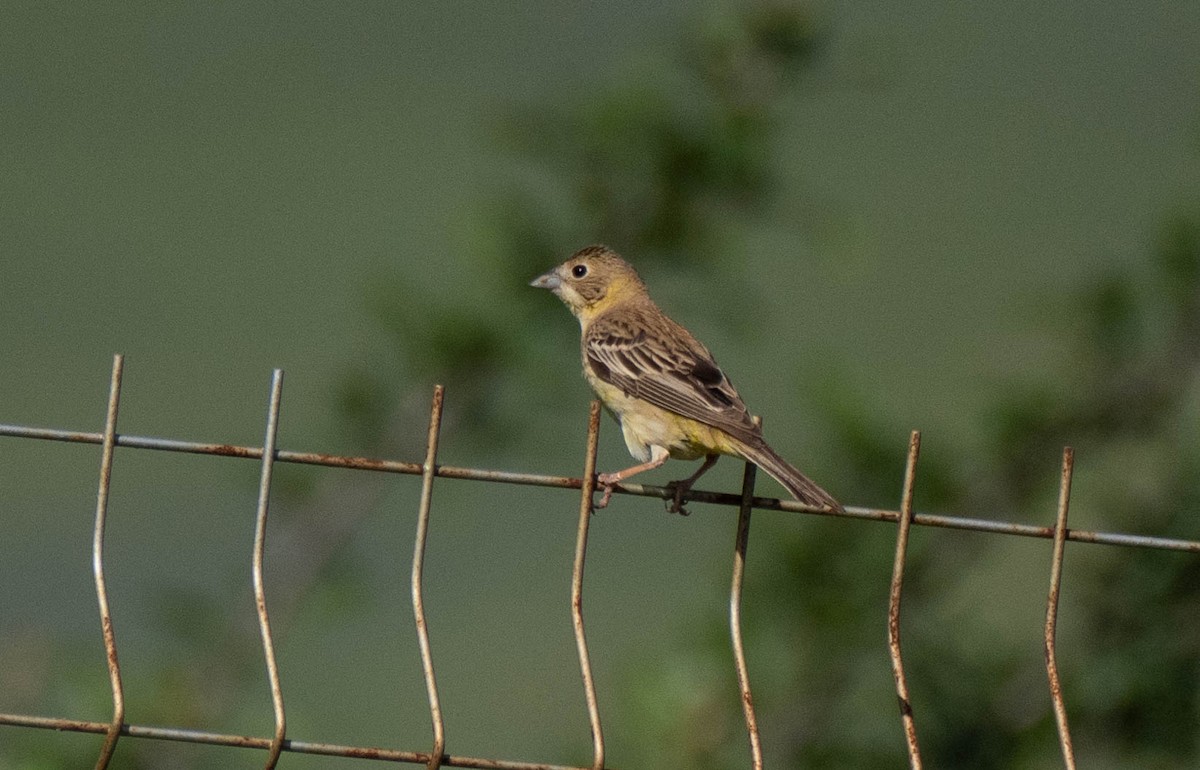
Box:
530, 245, 647, 322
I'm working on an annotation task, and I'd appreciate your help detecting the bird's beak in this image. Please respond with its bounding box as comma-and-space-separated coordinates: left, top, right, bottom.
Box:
530, 270, 561, 291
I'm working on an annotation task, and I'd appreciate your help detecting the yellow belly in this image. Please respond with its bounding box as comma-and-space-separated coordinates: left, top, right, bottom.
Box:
584, 369, 739, 462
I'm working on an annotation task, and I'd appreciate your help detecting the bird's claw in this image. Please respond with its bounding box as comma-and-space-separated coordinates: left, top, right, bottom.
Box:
593, 474, 619, 510
594, 484, 615, 510
592, 474, 694, 514
664, 480, 692, 516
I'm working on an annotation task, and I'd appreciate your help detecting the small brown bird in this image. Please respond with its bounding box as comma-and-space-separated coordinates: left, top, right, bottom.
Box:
531, 245, 842, 513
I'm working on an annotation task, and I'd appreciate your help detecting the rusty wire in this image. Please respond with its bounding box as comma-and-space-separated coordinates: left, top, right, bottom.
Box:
1, 357, 613, 770
3, 355, 1200, 768
92, 354, 125, 770
252, 369, 287, 769
0, 712, 599, 769
888, 430, 923, 769
1044, 447, 1078, 769
729, 456, 762, 769
5, 421, 1197, 554
573, 401, 605, 770
412, 385, 447, 770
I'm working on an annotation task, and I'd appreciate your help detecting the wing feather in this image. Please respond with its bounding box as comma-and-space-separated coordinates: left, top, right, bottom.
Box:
585, 308, 761, 444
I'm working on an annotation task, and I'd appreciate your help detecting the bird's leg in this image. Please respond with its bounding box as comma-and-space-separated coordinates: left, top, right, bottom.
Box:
665, 454, 719, 515
595, 447, 670, 509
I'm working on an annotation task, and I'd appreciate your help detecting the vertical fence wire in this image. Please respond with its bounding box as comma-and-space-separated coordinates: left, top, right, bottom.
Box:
252, 369, 287, 769
730, 455, 763, 769
92, 354, 126, 770
888, 431, 923, 769
572, 401, 605, 770
1044, 447, 1078, 770
412, 385, 447, 770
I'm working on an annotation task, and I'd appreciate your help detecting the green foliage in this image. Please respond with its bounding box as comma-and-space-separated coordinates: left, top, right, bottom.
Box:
441, 4, 1200, 769
829, 215, 1200, 767
342, 2, 824, 457
344, 0, 1200, 765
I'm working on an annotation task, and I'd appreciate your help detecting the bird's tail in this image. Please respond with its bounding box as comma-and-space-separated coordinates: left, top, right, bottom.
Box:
732, 437, 844, 513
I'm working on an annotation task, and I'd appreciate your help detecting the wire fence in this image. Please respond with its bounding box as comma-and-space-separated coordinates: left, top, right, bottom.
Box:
2, 353, 1199, 769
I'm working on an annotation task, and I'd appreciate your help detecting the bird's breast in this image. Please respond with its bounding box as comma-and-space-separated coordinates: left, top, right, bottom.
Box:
582, 365, 738, 462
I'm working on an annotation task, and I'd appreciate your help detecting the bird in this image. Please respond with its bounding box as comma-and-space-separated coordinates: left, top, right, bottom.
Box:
530, 244, 843, 514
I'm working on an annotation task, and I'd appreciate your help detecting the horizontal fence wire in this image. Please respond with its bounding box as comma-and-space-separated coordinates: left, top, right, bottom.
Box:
6, 420, 1199, 553
1, 354, 1199, 768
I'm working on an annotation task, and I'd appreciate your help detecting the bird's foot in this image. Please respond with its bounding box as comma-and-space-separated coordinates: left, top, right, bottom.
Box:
664, 480, 693, 516
593, 473, 620, 510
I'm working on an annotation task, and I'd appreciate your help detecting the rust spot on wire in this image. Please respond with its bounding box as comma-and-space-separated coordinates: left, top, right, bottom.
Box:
211, 443, 261, 458
252, 369, 287, 769
888, 431, 923, 770
286, 450, 422, 473
572, 401, 605, 769
730, 451, 763, 769
93, 354, 125, 770
1045, 447, 1078, 770
413, 385, 447, 770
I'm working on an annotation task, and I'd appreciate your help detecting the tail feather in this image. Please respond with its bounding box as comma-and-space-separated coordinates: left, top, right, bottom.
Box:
733, 438, 843, 513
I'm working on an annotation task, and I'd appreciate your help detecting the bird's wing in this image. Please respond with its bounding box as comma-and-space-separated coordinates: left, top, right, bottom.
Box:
584, 309, 761, 444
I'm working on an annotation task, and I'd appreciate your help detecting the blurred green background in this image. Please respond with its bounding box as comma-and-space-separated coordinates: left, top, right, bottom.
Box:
2, 2, 1199, 768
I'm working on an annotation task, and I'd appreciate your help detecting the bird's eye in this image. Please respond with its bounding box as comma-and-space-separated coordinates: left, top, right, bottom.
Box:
572, 264, 588, 278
